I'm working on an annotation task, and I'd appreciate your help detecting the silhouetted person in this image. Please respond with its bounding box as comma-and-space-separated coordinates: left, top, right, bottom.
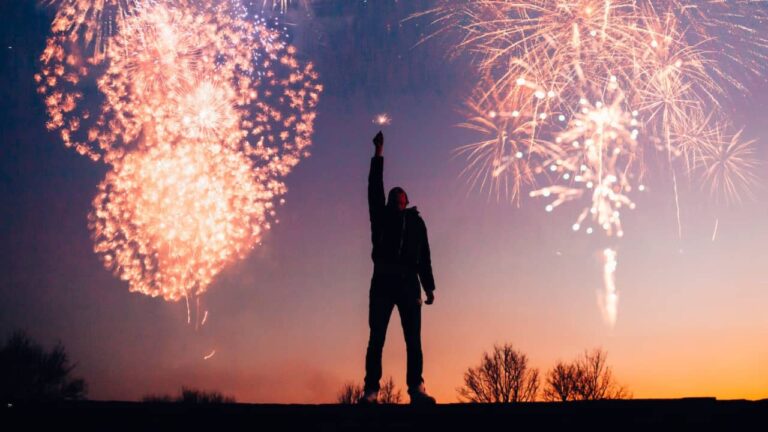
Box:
360, 131, 436, 405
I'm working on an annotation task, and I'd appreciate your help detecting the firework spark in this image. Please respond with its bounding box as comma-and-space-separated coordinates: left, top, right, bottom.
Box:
373, 113, 392, 126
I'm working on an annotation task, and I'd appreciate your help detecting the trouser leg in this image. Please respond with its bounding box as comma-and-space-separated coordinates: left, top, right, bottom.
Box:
364, 290, 395, 392
398, 296, 423, 392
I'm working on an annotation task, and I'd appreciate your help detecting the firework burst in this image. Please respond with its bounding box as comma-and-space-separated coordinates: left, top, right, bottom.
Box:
530, 86, 640, 238
428, 0, 764, 209
45, 0, 143, 61
39, 0, 322, 165
38, 0, 321, 308
426, 0, 766, 326
698, 129, 759, 205
455, 78, 542, 204
89, 141, 278, 302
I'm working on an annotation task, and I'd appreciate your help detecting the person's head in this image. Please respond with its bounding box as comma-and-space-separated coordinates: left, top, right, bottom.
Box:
387, 187, 409, 211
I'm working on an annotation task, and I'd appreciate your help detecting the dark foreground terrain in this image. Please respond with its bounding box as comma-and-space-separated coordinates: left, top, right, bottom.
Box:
3, 398, 767, 430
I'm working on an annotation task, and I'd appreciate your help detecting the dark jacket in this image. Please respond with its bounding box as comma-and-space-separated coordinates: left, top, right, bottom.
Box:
368, 156, 436, 293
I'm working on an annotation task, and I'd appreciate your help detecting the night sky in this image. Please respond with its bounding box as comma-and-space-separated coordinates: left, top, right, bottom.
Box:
1, 0, 768, 403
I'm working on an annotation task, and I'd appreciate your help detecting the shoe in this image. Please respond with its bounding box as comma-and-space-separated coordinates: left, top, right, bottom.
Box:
408, 384, 436, 405
357, 389, 379, 404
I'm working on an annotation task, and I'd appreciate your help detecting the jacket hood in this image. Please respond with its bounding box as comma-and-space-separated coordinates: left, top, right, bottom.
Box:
387, 186, 409, 207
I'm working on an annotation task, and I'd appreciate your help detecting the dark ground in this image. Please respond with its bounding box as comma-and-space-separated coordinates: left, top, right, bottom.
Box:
3, 398, 767, 431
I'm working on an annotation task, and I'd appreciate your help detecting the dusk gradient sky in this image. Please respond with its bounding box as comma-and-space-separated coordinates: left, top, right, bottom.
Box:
1, 0, 767, 403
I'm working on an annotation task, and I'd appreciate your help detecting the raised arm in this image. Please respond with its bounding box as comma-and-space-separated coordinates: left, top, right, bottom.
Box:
368, 131, 385, 227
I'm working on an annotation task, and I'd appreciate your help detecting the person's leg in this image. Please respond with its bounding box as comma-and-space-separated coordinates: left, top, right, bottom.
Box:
397, 295, 424, 392
364, 285, 395, 392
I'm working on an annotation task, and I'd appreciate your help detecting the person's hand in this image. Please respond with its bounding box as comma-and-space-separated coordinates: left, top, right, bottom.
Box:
425, 291, 435, 305
373, 131, 383, 148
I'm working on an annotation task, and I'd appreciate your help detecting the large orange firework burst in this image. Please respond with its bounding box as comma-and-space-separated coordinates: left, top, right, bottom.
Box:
89, 141, 279, 301
37, 0, 321, 307
38, 0, 322, 165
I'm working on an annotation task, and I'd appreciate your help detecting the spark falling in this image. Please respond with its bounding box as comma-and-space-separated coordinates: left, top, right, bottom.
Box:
600, 248, 619, 327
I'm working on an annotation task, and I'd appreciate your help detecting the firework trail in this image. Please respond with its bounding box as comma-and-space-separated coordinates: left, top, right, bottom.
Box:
425, 0, 766, 325
38, 0, 322, 312
600, 248, 619, 327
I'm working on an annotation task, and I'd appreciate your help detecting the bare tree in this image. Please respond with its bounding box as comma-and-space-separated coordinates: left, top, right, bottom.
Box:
542, 361, 579, 402
336, 377, 401, 404
572, 349, 630, 400
0, 330, 87, 401
141, 394, 173, 403
457, 343, 539, 403
378, 377, 402, 404
543, 349, 630, 401
336, 382, 364, 404
142, 387, 235, 403
178, 387, 236, 404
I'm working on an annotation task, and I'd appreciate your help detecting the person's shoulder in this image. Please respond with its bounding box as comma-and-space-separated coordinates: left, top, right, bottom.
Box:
406, 207, 427, 224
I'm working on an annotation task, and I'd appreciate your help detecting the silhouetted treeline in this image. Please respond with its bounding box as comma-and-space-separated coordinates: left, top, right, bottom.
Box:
337, 377, 402, 404
458, 344, 629, 403
0, 330, 87, 402
458, 343, 540, 403
543, 349, 630, 401
142, 387, 236, 404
